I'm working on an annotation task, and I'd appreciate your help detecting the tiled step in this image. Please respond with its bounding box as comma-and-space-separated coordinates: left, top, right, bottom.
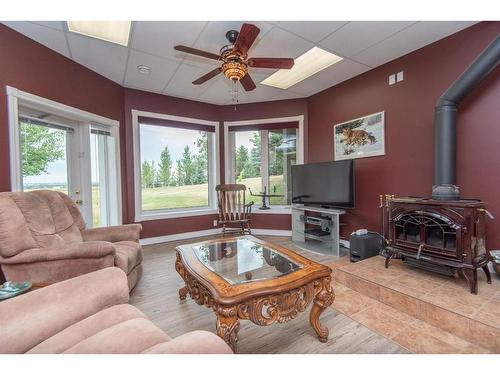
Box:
331, 280, 491, 353
328, 256, 500, 353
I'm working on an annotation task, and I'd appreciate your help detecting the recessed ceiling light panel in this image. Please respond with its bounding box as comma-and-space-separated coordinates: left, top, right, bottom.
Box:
67, 21, 131, 46
260, 47, 343, 90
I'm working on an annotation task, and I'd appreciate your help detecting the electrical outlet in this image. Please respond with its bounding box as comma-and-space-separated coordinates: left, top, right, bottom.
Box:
213, 220, 218, 227
396, 71, 404, 82
388, 74, 396, 85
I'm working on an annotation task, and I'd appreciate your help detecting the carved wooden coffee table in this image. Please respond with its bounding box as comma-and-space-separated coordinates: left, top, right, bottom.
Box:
175, 235, 334, 352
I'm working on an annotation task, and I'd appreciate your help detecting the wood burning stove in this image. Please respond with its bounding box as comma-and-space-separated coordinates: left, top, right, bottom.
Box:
377, 36, 499, 294
381, 195, 492, 294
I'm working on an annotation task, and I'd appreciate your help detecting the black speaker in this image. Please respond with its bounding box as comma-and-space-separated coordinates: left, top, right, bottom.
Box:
349, 232, 383, 262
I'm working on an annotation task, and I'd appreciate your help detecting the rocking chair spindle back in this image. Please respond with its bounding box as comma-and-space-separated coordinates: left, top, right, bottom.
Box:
216, 184, 254, 235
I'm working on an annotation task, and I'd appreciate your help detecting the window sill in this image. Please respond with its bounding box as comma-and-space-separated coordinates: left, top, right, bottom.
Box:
135, 208, 218, 222
252, 206, 292, 214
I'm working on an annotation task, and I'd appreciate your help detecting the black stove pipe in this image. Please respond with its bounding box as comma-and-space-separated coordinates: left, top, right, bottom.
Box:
432, 34, 500, 200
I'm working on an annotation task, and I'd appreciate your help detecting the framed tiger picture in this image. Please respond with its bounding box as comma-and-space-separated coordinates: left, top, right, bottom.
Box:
333, 111, 385, 161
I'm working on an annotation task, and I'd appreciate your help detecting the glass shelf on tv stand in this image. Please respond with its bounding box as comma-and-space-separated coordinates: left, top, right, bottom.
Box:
293, 236, 349, 257
291, 205, 346, 257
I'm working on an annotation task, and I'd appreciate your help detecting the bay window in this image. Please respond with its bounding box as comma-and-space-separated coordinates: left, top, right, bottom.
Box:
225, 117, 303, 208
133, 111, 219, 221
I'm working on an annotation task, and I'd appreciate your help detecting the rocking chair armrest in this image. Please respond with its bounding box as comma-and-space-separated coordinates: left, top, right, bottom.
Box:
244, 201, 254, 215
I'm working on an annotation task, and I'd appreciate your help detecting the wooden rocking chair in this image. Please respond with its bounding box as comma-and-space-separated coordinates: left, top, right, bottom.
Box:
215, 184, 254, 236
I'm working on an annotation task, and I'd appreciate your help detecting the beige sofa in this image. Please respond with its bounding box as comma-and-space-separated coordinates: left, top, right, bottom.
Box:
0, 190, 143, 290
0, 267, 232, 354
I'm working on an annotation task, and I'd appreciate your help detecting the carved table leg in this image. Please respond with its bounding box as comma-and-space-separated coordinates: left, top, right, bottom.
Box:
482, 265, 492, 284
309, 276, 335, 343
215, 305, 240, 353
179, 285, 189, 300
175, 252, 190, 300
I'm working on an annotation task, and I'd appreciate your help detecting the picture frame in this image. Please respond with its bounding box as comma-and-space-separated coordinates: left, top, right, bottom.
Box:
333, 111, 385, 161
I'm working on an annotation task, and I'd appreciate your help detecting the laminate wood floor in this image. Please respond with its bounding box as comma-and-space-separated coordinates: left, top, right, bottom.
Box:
130, 235, 409, 354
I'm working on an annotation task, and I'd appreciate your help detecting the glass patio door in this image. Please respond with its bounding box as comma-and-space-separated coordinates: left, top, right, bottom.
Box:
89, 126, 117, 227
19, 115, 81, 203
18, 114, 119, 227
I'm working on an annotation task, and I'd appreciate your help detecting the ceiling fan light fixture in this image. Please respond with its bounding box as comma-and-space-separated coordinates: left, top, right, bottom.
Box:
222, 61, 248, 81
174, 23, 292, 95
67, 21, 131, 46
260, 47, 343, 90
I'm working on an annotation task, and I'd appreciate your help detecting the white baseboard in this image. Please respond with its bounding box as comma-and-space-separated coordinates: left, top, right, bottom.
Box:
251, 229, 292, 237
140, 228, 222, 245
140, 228, 292, 246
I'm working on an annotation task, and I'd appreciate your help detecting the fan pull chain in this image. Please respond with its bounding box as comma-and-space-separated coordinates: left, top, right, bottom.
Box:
231, 79, 240, 109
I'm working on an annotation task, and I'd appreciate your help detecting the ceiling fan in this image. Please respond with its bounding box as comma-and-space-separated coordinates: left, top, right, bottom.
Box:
174, 23, 295, 91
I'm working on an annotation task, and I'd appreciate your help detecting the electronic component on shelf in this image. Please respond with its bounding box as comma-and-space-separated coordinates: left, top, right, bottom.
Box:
305, 228, 331, 237
300, 215, 332, 228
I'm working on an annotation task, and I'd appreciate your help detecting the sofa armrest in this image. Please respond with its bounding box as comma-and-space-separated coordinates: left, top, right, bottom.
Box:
82, 224, 142, 243
0, 267, 129, 354
142, 331, 233, 354
0, 241, 116, 265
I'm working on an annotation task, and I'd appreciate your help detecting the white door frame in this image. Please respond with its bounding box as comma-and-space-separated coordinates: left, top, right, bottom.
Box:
6, 86, 122, 225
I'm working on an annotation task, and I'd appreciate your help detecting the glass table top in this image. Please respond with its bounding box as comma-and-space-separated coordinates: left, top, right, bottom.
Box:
192, 238, 304, 285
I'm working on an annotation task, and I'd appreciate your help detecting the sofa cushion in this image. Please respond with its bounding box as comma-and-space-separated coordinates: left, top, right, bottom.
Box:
127, 263, 143, 291
142, 331, 233, 354
0, 195, 38, 257
9, 191, 83, 249
1, 255, 115, 284
114, 241, 143, 274
0, 267, 129, 354
62, 317, 170, 354
28, 304, 150, 353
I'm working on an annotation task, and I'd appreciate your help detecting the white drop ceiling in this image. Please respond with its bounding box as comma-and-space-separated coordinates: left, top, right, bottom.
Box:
2, 21, 477, 105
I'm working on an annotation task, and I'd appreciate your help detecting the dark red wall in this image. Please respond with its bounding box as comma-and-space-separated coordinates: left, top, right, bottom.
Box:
0, 24, 128, 221
2, 22, 499, 244
307, 22, 500, 247
0, 22, 305, 238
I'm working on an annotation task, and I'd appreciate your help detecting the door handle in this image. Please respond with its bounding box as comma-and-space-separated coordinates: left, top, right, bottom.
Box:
74, 190, 83, 205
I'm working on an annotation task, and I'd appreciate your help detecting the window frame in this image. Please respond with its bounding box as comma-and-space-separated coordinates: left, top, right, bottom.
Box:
223, 115, 304, 214
6, 86, 122, 226
132, 109, 220, 222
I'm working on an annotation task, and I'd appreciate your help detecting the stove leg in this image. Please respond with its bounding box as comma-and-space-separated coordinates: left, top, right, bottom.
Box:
461, 268, 478, 294
481, 265, 492, 284
385, 252, 393, 269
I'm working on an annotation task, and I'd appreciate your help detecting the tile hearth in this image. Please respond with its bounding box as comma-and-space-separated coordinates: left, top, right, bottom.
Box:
329, 256, 500, 353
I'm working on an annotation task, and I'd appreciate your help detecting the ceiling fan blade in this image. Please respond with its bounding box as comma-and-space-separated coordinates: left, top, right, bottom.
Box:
193, 68, 222, 85
240, 74, 256, 91
174, 45, 221, 61
247, 58, 295, 69
233, 23, 260, 55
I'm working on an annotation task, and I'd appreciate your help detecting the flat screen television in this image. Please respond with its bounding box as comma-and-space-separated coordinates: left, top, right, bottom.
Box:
291, 160, 354, 208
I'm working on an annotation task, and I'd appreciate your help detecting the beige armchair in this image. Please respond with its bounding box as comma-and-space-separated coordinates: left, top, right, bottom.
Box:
0, 190, 143, 290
